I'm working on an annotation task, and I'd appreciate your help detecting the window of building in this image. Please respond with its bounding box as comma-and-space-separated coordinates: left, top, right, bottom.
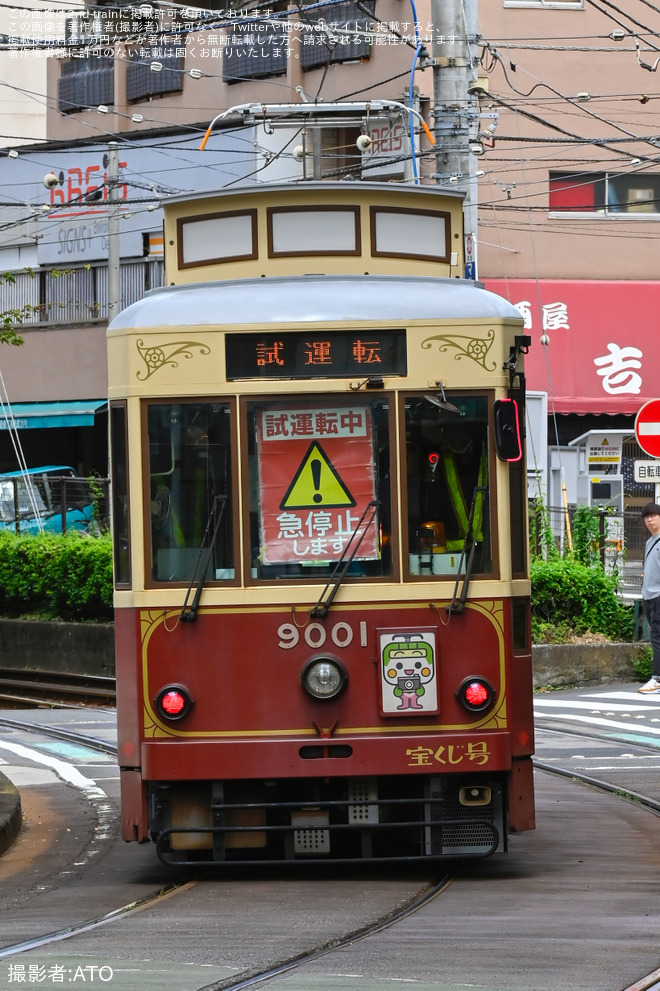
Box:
126, 54, 183, 102
223, 19, 288, 82
505, 0, 582, 8
300, 1, 374, 71
549, 171, 660, 215
57, 57, 114, 114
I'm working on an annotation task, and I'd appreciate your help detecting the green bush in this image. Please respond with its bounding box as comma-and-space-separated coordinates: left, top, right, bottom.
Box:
531, 557, 634, 643
571, 504, 602, 567
0, 528, 641, 641
0, 531, 113, 621
631, 645, 653, 681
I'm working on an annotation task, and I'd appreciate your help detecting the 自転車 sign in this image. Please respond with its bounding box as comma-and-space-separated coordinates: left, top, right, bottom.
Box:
634, 460, 660, 482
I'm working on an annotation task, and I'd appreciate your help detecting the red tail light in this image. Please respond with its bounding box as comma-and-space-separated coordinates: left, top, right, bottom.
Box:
457, 678, 495, 712
155, 685, 194, 721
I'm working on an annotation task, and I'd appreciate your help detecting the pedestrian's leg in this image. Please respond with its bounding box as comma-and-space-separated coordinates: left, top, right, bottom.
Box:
644, 598, 660, 678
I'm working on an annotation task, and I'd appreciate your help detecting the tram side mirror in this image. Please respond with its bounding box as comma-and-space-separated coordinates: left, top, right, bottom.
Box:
493, 399, 523, 462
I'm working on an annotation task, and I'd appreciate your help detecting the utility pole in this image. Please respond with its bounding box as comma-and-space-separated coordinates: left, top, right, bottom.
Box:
107, 142, 121, 323
430, 0, 480, 278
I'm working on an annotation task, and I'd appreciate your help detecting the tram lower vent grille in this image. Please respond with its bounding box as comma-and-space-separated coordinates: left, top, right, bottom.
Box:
434, 786, 501, 856
292, 811, 331, 855
348, 778, 379, 824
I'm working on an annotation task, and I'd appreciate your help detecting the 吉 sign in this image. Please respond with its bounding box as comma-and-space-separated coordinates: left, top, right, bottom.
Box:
635, 400, 660, 458
257, 406, 378, 565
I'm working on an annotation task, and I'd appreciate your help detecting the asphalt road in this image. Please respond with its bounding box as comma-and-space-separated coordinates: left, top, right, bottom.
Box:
1, 690, 660, 991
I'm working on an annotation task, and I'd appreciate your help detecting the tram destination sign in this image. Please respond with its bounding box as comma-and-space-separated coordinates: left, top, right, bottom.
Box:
225, 329, 407, 381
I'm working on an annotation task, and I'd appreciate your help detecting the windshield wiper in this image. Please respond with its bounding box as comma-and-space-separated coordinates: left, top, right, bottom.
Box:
310, 500, 377, 619
180, 494, 227, 623
447, 486, 486, 616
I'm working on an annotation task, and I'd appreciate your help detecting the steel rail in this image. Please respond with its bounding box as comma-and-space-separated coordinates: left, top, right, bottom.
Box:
0, 717, 198, 963
533, 726, 660, 991
189, 729, 660, 991
0, 716, 117, 756
195, 873, 454, 991
0, 668, 116, 707
4, 717, 659, 990
0, 715, 453, 989
0, 883, 196, 960
190, 738, 660, 991
534, 757, 660, 816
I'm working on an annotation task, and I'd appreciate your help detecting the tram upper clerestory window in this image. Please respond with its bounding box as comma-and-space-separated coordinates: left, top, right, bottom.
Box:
147, 402, 234, 583
246, 398, 392, 581
404, 395, 491, 578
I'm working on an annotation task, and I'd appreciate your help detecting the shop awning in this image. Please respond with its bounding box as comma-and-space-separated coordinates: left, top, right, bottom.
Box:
0, 400, 107, 430
483, 279, 656, 415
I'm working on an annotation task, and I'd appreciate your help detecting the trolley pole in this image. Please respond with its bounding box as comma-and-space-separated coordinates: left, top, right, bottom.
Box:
430, 0, 480, 278
107, 142, 121, 323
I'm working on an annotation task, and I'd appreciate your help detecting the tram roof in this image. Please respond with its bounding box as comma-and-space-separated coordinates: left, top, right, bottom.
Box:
162, 181, 467, 207
109, 275, 522, 331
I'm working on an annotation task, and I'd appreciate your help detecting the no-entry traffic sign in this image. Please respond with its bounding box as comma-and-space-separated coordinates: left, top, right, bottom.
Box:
635, 400, 660, 458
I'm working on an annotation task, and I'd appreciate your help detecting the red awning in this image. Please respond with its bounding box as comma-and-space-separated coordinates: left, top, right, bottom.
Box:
483, 279, 655, 415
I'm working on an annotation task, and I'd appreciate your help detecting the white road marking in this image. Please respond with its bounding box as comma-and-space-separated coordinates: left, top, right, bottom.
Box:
534, 712, 660, 735
0, 738, 107, 802
535, 699, 657, 712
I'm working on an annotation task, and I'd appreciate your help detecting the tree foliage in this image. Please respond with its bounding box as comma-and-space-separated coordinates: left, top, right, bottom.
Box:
0, 273, 27, 346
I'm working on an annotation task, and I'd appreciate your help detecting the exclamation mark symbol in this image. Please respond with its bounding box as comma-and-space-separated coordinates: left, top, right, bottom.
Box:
311, 459, 322, 503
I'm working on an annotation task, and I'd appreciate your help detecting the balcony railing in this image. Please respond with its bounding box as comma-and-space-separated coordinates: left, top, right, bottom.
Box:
222, 20, 288, 82
1, 259, 164, 328
300, 1, 375, 71
58, 57, 115, 114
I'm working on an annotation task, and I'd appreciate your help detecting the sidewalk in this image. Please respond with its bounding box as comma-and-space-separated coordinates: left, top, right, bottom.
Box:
0, 769, 21, 855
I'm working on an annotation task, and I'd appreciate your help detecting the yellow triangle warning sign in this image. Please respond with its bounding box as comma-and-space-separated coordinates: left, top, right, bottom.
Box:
280, 442, 356, 510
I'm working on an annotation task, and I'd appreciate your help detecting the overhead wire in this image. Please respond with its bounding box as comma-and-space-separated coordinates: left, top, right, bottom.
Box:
0, 364, 45, 530
0, 0, 658, 209
584, 0, 660, 45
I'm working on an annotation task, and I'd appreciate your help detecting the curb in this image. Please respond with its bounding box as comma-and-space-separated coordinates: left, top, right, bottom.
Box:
532, 641, 644, 689
0, 769, 22, 856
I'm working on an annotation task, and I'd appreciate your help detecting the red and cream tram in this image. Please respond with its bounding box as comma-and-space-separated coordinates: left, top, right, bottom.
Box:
108, 176, 534, 864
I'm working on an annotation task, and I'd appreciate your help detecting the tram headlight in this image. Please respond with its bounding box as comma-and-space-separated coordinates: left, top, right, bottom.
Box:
155, 684, 195, 721
456, 677, 495, 713
301, 657, 347, 701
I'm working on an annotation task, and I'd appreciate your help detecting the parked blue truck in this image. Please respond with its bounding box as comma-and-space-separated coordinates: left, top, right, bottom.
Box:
0, 466, 94, 534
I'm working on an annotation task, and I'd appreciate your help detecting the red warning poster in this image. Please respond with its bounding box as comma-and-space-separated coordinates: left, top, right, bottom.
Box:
257, 405, 379, 565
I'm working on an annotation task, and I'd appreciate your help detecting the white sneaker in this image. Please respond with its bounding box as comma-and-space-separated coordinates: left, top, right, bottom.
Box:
638, 678, 660, 693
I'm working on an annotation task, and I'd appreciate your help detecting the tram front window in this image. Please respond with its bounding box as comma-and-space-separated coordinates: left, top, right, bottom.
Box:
147, 403, 233, 583
404, 395, 491, 576
246, 398, 392, 580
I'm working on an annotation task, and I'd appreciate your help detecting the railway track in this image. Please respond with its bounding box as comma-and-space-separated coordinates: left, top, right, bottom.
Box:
0, 668, 116, 707
2, 716, 660, 990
